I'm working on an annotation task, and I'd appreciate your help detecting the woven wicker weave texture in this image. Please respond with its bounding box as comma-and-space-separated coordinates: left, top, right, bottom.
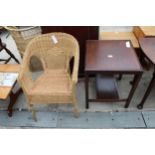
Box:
18, 32, 80, 118
4, 26, 42, 56
4, 26, 42, 71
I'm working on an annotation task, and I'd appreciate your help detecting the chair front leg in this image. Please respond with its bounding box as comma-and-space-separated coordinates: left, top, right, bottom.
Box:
29, 104, 37, 122
73, 98, 80, 118
72, 84, 80, 118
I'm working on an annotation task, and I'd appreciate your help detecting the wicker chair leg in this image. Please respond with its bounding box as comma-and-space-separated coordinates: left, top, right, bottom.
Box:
73, 103, 80, 118
32, 110, 37, 122
29, 104, 37, 122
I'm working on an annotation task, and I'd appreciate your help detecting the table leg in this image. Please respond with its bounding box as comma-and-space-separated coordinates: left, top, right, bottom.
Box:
140, 50, 151, 70
125, 73, 142, 108
137, 71, 155, 109
7, 88, 22, 117
85, 74, 89, 109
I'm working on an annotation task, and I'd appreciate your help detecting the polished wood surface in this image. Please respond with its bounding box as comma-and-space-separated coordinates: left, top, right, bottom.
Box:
139, 26, 155, 36
0, 64, 20, 72
41, 26, 99, 76
85, 40, 143, 109
100, 32, 139, 48
139, 38, 155, 63
0, 64, 20, 100
0, 87, 12, 100
85, 40, 142, 73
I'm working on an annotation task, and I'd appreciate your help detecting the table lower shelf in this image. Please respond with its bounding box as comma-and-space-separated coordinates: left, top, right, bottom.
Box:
96, 74, 119, 100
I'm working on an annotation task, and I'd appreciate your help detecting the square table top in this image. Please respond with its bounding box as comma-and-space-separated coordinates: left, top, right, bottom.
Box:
139, 37, 155, 64
85, 40, 142, 73
100, 31, 139, 48
0, 64, 20, 100
139, 26, 155, 36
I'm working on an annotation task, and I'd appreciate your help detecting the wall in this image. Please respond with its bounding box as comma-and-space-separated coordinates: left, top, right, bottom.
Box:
100, 26, 133, 32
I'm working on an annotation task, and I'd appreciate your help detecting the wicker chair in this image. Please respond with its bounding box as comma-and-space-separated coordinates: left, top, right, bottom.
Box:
18, 32, 80, 121
4, 26, 42, 70
4, 26, 42, 56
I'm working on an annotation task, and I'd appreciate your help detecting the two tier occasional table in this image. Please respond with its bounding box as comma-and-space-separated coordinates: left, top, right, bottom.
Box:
85, 40, 143, 109
137, 38, 155, 109
0, 64, 22, 116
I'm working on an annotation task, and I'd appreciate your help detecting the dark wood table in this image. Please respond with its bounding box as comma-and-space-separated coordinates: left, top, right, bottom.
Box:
136, 27, 155, 70
137, 38, 155, 109
85, 40, 143, 109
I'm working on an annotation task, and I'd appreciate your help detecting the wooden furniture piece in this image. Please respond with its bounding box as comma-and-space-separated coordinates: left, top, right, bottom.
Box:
139, 26, 155, 37
41, 26, 99, 76
99, 27, 147, 76
0, 64, 22, 116
99, 27, 140, 49
137, 38, 155, 109
85, 40, 143, 109
18, 32, 80, 121
137, 27, 155, 70
0, 38, 19, 64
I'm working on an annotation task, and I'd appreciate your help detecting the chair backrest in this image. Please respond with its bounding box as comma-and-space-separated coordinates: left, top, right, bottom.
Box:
4, 26, 42, 56
10, 30, 30, 56
25, 32, 79, 72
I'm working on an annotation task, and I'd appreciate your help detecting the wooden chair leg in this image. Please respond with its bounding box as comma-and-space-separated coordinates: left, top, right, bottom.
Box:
29, 104, 37, 122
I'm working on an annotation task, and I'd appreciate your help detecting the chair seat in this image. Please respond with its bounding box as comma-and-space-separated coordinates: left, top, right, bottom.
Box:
100, 32, 139, 48
28, 70, 73, 104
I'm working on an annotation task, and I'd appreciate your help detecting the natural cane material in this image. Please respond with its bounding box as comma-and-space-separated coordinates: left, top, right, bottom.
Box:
4, 26, 41, 56
4, 26, 42, 70
18, 32, 80, 120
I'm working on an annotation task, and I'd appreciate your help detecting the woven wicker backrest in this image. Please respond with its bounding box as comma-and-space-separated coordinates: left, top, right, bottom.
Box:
25, 32, 79, 71
41, 47, 68, 69
4, 26, 42, 56
10, 30, 29, 54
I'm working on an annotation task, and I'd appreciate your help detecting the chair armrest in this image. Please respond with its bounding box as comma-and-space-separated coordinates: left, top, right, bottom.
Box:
18, 47, 34, 94
40, 58, 46, 71
18, 64, 34, 95
72, 68, 78, 84
71, 47, 79, 84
